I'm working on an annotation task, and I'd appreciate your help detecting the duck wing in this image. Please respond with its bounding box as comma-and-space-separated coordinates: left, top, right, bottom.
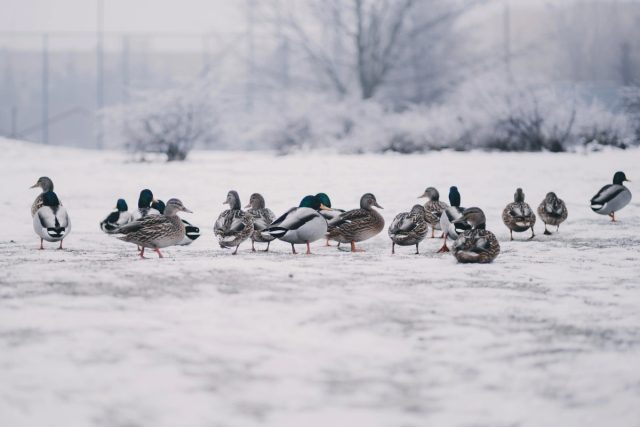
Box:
389, 213, 414, 234
591, 184, 625, 205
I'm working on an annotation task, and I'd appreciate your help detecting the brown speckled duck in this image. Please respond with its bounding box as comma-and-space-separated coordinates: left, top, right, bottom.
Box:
452, 207, 500, 264
326, 193, 384, 252
537, 192, 568, 235
502, 188, 536, 240
419, 187, 449, 238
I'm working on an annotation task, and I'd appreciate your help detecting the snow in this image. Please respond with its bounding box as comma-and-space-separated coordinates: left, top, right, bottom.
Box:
1, 137, 639, 427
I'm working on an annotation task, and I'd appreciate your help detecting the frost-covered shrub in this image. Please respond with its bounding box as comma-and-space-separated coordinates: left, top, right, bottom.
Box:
104, 82, 218, 161
622, 86, 640, 143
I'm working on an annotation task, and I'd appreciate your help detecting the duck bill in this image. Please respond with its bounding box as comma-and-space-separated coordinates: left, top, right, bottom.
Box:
182, 207, 193, 213
29, 183, 39, 189
417, 193, 427, 198
373, 202, 384, 209
319, 204, 331, 211
244, 203, 251, 209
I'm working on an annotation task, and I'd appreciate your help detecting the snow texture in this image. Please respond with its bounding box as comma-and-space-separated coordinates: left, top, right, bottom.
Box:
1, 138, 639, 426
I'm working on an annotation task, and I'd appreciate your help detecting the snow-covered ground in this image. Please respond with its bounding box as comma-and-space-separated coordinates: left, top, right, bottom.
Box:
1, 138, 639, 427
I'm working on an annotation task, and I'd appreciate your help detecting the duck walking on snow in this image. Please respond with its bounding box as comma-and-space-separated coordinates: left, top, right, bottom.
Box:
30, 176, 58, 216
33, 191, 71, 250
152, 200, 201, 246
419, 187, 449, 238
245, 193, 276, 252
388, 205, 428, 254
452, 207, 500, 264
115, 198, 192, 259
537, 192, 568, 234
502, 188, 536, 240
265, 195, 328, 254
100, 199, 133, 233
214, 191, 254, 255
438, 186, 470, 253
590, 171, 631, 222
326, 193, 384, 252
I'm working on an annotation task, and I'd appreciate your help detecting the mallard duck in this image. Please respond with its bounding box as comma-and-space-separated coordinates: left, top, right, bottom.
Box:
316, 193, 345, 246
590, 171, 632, 222
132, 189, 160, 220
100, 199, 133, 234
265, 195, 328, 254
537, 192, 568, 234
438, 186, 470, 253
502, 188, 536, 240
419, 187, 449, 238
452, 207, 500, 264
214, 191, 254, 255
33, 191, 71, 250
326, 193, 384, 252
30, 176, 58, 216
245, 193, 276, 252
152, 200, 200, 246
115, 198, 192, 258
388, 205, 428, 254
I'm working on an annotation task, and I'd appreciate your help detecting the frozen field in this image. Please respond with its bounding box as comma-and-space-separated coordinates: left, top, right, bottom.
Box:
1, 138, 639, 427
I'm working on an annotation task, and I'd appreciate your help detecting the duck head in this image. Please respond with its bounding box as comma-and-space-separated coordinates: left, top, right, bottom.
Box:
454, 207, 486, 230
449, 186, 461, 207
116, 199, 128, 212
138, 189, 155, 208
42, 191, 60, 207
315, 193, 332, 209
544, 192, 562, 213
514, 188, 525, 203
418, 187, 439, 201
613, 171, 630, 184
224, 190, 242, 210
30, 176, 54, 192
164, 198, 192, 215
151, 199, 166, 214
360, 193, 383, 210
245, 193, 266, 209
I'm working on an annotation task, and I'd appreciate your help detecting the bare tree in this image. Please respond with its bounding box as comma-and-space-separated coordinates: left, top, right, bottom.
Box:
271, 0, 479, 101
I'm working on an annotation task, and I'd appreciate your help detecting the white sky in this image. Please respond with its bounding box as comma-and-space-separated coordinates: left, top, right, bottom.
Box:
0, 0, 242, 34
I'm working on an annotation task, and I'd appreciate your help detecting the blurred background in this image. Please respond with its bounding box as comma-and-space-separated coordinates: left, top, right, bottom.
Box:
1, 0, 640, 159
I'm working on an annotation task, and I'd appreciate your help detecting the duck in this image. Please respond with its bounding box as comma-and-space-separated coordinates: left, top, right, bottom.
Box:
502, 188, 536, 240
114, 198, 192, 259
132, 189, 160, 221
590, 171, 632, 222
419, 187, 449, 238
388, 205, 428, 254
316, 193, 345, 246
152, 200, 200, 246
33, 191, 71, 250
438, 186, 470, 253
452, 207, 500, 264
326, 193, 384, 252
30, 176, 59, 217
100, 199, 133, 234
537, 192, 568, 234
265, 194, 328, 254
245, 193, 277, 252
214, 191, 254, 255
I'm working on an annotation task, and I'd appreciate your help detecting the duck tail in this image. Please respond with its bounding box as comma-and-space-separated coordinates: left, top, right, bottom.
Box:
47, 227, 66, 238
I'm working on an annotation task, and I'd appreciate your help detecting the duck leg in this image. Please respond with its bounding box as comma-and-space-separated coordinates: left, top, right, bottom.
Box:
556, 225, 560, 232
325, 238, 332, 247
58, 240, 63, 250
139, 247, 147, 259
350, 241, 365, 252
306, 242, 312, 255
233, 245, 240, 255
528, 227, 535, 240
544, 223, 551, 235
609, 212, 616, 222
154, 248, 164, 258
251, 240, 256, 252
391, 242, 395, 255
291, 243, 297, 254
437, 235, 450, 253
415, 243, 420, 255
510, 230, 514, 241
39, 238, 44, 250
264, 241, 271, 252
431, 228, 435, 238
